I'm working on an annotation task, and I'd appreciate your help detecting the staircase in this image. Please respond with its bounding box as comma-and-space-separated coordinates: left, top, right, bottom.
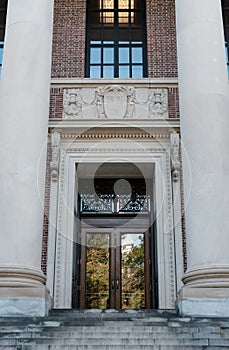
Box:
1, 309, 229, 349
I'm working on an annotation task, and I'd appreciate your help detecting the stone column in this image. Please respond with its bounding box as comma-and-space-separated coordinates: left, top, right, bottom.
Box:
175, 0, 229, 317
0, 0, 54, 316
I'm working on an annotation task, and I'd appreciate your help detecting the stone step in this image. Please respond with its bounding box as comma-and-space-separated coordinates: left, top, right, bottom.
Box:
0, 310, 229, 349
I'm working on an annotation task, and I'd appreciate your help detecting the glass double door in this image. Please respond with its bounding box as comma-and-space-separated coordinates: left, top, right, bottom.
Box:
79, 227, 151, 309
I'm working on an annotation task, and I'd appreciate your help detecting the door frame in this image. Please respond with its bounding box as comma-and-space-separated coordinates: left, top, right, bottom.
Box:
46, 130, 184, 310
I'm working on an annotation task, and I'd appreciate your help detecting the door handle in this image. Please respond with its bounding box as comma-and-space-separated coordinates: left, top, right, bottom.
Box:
116, 278, 120, 291
111, 278, 115, 291
111, 278, 120, 291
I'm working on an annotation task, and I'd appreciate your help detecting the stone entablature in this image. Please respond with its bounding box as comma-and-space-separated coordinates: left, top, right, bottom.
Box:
63, 85, 168, 120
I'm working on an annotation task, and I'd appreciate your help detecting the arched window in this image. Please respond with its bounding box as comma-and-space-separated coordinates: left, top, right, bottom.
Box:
86, 0, 147, 78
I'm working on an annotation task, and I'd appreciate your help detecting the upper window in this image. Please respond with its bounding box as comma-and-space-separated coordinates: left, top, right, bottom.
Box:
222, 0, 229, 75
86, 0, 147, 78
0, 0, 7, 74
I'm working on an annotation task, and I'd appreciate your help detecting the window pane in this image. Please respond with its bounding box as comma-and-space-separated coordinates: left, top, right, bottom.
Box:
118, 11, 129, 24
132, 47, 142, 63
119, 65, 130, 77
118, 0, 129, 9
121, 233, 145, 309
86, 233, 109, 309
132, 65, 143, 78
101, 11, 114, 24
90, 48, 101, 63
103, 0, 114, 9
90, 65, 101, 78
119, 47, 129, 63
103, 65, 114, 77
104, 48, 114, 63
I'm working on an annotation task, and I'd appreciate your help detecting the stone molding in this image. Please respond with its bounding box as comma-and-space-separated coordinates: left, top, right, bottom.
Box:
48, 134, 178, 310
182, 266, 229, 288
63, 86, 169, 120
60, 132, 170, 140
0, 267, 46, 287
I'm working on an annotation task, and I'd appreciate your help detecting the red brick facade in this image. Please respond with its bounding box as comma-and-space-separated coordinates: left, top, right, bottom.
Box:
146, 0, 177, 78
51, 0, 177, 79
51, 0, 87, 78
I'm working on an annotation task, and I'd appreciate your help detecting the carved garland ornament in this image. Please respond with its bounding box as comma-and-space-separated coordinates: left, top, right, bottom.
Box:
50, 132, 61, 182
170, 132, 180, 182
62, 86, 169, 119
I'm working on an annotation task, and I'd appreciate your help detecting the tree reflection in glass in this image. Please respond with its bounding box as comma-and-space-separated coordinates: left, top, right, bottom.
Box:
86, 233, 109, 309
121, 233, 145, 309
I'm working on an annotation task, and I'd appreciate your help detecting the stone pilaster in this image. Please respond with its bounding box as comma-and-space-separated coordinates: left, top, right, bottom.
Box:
175, 0, 229, 316
0, 0, 54, 316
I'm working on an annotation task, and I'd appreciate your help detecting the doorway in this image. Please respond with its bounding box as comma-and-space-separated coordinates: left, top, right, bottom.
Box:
72, 162, 158, 309
79, 224, 151, 309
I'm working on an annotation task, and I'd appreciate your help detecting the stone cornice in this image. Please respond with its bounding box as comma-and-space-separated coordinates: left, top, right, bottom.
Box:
48, 119, 180, 134
50, 77, 179, 88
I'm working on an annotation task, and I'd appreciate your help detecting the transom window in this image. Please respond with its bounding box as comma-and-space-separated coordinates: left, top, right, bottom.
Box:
222, 0, 229, 75
86, 0, 147, 78
0, 0, 7, 75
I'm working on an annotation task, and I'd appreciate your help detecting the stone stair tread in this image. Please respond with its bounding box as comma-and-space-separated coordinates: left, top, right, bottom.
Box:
0, 310, 229, 349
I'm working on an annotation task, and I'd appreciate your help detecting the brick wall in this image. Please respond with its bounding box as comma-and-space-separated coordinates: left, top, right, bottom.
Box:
51, 0, 86, 78
51, 0, 177, 78
49, 88, 63, 119
146, 0, 177, 78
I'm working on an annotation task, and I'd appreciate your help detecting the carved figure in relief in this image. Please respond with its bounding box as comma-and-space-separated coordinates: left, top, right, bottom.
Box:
148, 89, 168, 119
63, 89, 82, 119
62, 86, 169, 120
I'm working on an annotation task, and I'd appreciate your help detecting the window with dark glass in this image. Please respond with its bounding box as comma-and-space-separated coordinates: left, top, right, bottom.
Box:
0, 0, 7, 74
86, 0, 147, 78
222, 0, 229, 75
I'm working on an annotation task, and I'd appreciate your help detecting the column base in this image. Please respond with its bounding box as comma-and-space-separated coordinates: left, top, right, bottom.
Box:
177, 266, 229, 317
0, 267, 52, 317
177, 287, 229, 317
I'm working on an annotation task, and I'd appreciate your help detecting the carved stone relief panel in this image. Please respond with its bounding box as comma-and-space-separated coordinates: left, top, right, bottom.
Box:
62, 86, 169, 119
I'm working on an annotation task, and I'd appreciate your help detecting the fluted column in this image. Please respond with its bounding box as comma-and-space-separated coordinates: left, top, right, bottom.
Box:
0, 0, 54, 316
175, 0, 229, 316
